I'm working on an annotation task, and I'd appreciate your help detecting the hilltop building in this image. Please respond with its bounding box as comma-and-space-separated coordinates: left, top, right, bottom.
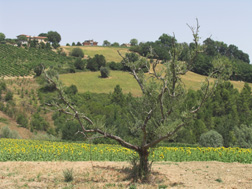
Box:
17, 34, 47, 44
82, 40, 98, 46
121, 43, 131, 47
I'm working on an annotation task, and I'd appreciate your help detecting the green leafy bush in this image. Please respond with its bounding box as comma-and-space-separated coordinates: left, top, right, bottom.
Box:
70, 48, 84, 58
100, 66, 110, 78
0, 80, 6, 91
16, 114, 29, 128
34, 64, 43, 77
63, 168, 74, 182
30, 113, 49, 131
65, 85, 78, 95
0, 126, 20, 139
86, 54, 106, 71
74, 58, 85, 70
234, 124, 252, 148
199, 130, 223, 147
5, 90, 13, 101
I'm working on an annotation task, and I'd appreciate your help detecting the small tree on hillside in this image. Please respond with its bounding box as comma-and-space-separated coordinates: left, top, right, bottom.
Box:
0, 33, 5, 42
71, 48, 84, 58
34, 64, 43, 77
74, 58, 85, 70
39, 33, 48, 37
103, 40, 111, 46
100, 66, 110, 78
111, 42, 120, 47
86, 54, 106, 71
47, 31, 61, 44
43, 19, 229, 181
130, 38, 138, 46
47, 31, 61, 49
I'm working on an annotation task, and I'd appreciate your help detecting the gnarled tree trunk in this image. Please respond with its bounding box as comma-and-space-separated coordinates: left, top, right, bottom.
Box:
137, 147, 150, 181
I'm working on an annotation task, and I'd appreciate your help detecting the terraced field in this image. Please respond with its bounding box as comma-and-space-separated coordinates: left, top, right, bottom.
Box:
0, 44, 73, 77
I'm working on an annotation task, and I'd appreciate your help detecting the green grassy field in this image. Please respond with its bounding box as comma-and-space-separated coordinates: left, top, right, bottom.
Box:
63, 46, 129, 62
181, 71, 252, 91
60, 71, 142, 96
60, 70, 252, 96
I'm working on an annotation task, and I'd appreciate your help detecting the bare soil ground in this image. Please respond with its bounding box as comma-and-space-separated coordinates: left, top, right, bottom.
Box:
0, 161, 251, 188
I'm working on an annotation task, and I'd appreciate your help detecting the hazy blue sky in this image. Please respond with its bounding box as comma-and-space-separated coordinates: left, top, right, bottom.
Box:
1, 0, 251, 61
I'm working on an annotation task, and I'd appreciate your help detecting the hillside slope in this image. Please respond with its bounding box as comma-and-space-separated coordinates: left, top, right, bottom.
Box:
60, 70, 252, 96
0, 44, 73, 77
0, 111, 32, 139
62, 46, 129, 62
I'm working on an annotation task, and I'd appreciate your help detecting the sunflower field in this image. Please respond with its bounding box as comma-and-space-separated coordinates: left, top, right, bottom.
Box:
0, 139, 251, 163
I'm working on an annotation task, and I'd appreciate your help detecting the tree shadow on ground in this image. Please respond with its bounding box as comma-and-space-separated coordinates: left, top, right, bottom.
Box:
91, 164, 184, 187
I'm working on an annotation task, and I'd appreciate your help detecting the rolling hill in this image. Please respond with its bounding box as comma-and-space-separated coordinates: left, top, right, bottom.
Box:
62, 46, 129, 62
0, 44, 74, 77
60, 70, 251, 96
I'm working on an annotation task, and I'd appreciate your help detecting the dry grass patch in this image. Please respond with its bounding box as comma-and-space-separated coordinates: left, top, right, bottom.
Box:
0, 161, 252, 188
62, 46, 129, 62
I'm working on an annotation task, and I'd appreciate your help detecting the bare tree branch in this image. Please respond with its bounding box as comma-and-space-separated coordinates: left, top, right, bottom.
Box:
43, 68, 139, 151
118, 50, 146, 94
187, 18, 200, 49
145, 123, 185, 148
141, 109, 153, 146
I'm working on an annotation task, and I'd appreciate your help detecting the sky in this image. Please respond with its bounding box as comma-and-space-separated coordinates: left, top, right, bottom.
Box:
1, 0, 252, 61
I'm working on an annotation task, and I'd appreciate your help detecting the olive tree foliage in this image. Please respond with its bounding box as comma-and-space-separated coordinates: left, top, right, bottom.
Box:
0, 32, 5, 42
43, 19, 229, 181
47, 31, 61, 44
71, 48, 84, 58
47, 31, 61, 49
130, 38, 138, 46
103, 40, 111, 46
199, 130, 223, 147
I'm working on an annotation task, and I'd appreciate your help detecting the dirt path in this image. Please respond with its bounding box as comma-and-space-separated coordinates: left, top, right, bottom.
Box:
0, 161, 251, 188
2, 75, 34, 80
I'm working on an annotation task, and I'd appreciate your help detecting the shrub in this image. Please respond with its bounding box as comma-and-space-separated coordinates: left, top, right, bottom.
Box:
86, 54, 106, 71
52, 42, 60, 49
34, 64, 43, 77
65, 85, 78, 95
30, 113, 49, 131
76, 42, 82, 46
0, 81, 6, 91
31, 133, 59, 141
61, 121, 83, 141
74, 58, 85, 70
5, 91, 13, 101
108, 61, 123, 70
71, 48, 84, 58
16, 114, 29, 128
100, 66, 110, 78
234, 124, 252, 148
0, 126, 20, 139
63, 168, 74, 182
199, 130, 223, 147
